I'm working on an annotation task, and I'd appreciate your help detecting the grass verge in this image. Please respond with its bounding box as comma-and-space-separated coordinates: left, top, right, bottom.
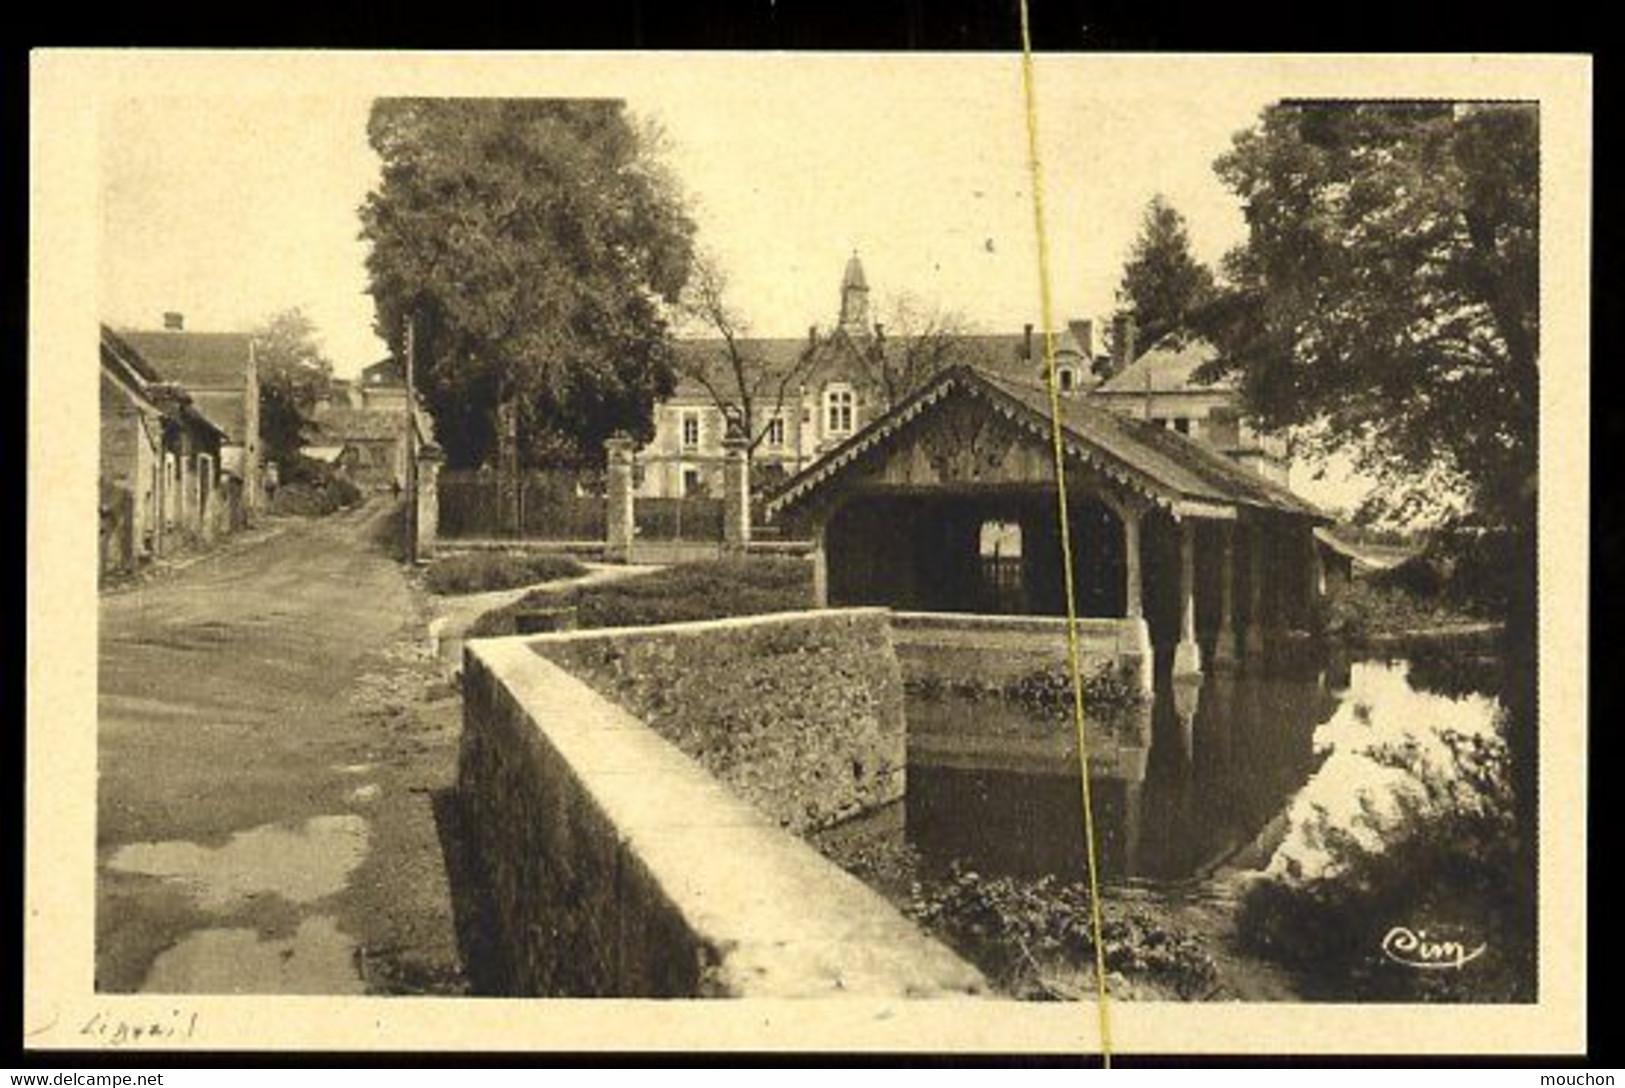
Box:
426, 551, 588, 596
467, 555, 812, 635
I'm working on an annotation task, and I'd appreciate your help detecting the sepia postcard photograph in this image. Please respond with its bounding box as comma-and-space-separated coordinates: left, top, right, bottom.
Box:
25, 49, 1590, 1056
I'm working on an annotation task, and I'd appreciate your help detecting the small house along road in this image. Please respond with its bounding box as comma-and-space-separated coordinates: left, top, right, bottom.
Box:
96, 500, 466, 994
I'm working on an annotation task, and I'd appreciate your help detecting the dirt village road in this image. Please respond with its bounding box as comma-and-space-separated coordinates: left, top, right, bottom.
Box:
96, 500, 470, 995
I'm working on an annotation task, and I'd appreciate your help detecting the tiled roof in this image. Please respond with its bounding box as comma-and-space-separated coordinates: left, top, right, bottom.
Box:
118, 330, 254, 391
312, 407, 407, 443
768, 364, 1325, 522
668, 332, 1035, 400
186, 391, 248, 444
1314, 526, 1418, 571
1095, 334, 1235, 395
982, 370, 1321, 517
100, 325, 229, 440
100, 325, 163, 385
362, 356, 405, 386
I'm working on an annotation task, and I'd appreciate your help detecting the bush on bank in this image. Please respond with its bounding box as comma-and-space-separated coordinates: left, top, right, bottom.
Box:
1235, 727, 1533, 1002
904, 662, 1146, 722
269, 456, 363, 517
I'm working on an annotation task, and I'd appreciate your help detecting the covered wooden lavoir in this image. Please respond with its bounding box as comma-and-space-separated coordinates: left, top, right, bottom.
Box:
766, 365, 1330, 678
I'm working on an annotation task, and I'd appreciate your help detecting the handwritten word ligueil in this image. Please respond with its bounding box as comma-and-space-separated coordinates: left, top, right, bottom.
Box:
79, 1008, 199, 1047
1380, 926, 1487, 970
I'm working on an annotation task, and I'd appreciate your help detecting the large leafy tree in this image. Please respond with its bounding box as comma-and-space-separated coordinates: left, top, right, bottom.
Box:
1114, 195, 1217, 350
1202, 103, 1540, 929
254, 307, 333, 462
1198, 102, 1538, 531
360, 99, 696, 469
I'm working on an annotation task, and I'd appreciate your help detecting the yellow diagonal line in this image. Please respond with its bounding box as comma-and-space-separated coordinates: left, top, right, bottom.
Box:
1016, 8, 1115, 1066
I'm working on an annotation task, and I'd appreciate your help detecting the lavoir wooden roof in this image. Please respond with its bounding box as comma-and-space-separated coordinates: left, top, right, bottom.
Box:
765, 364, 1327, 523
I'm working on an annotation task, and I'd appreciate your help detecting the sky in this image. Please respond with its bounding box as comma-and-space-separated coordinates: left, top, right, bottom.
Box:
97, 59, 1271, 375
96, 58, 1363, 505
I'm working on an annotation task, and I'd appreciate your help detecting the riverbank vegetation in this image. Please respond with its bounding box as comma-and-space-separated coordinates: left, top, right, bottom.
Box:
1323, 526, 1515, 646
812, 823, 1221, 1000
904, 663, 1146, 723
1235, 726, 1531, 1002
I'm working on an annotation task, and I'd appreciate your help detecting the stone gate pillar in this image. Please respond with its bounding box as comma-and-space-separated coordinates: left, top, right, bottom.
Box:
810, 519, 829, 608
722, 434, 751, 555
604, 433, 635, 564
415, 442, 444, 561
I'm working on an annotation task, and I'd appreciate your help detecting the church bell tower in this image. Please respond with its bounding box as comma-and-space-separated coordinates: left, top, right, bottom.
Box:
838, 251, 871, 337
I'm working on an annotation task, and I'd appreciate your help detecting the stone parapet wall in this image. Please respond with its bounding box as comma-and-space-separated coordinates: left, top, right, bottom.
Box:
459, 636, 986, 998
530, 608, 905, 833
890, 611, 1153, 691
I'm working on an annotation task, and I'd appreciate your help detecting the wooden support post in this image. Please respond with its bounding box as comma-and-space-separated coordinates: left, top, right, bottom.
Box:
1305, 526, 1326, 630
1245, 520, 1268, 658
1173, 518, 1202, 678
1119, 502, 1153, 693
1123, 504, 1144, 618
1213, 521, 1240, 670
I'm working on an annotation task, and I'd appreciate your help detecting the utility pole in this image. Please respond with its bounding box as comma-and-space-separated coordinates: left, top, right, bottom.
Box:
404, 313, 419, 564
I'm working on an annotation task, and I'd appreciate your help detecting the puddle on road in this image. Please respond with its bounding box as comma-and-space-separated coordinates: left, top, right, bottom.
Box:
108, 815, 370, 912
142, 915, 365, 994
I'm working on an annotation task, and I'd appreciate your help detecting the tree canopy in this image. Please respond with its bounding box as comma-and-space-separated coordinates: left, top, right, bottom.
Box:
253, 307, 333, 462
1197, 102, 1538, 529
675, 253, 819, 456
1114, 194, 1217, 349
360, 98, 696, 469
861, 294, 980, 410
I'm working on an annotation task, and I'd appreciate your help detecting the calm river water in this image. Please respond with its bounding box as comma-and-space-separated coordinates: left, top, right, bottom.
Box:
902, 651, 1506, 886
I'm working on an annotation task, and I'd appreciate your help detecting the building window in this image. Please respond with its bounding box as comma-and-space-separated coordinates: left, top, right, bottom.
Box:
681, 467, 702, 497
1173, 417, 1191, 435
979, 520, 1025, 614
1058, 367, 1075, 392
765, 415, 785, 448
825, 386, 854, 435
681, 410, 701, 449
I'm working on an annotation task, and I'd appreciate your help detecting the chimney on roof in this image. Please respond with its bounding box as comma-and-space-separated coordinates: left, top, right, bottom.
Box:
1110, 312, 1138, 377
1072, 319, 1095, 357
1023, 323, 1034, 362
163, 311, 184, 331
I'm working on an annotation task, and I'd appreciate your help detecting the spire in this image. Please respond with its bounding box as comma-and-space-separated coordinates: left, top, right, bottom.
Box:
838, 250, 870, 335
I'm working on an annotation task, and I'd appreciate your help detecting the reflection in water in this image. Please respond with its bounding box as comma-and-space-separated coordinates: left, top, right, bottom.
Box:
904, 655, 1502, 886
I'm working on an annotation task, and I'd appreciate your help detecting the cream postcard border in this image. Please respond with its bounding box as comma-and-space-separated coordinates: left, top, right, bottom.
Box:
25, 50, 1590, 1055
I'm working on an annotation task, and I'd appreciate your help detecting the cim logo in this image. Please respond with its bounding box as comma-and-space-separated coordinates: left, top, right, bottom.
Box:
1380, 925, 1488, 970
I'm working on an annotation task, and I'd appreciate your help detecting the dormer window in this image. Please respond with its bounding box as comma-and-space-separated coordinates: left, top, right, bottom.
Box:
825, 385, 854, 436
1058, 367, 1075, 392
